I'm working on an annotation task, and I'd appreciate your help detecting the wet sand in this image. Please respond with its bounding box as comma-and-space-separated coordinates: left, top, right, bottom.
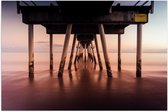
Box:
2, 62, 167, 110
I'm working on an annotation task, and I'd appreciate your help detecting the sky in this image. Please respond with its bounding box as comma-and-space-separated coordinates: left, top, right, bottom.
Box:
1, 1, 167, 53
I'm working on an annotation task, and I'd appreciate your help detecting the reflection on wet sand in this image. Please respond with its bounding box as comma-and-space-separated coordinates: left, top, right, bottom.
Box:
2, 64, 167, 110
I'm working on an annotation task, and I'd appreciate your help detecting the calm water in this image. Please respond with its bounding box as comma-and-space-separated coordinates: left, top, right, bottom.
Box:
2, 52, 167, 73
1, 52, 167, 110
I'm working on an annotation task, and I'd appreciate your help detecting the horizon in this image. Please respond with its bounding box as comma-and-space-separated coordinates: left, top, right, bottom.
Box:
2, 48, 167, 53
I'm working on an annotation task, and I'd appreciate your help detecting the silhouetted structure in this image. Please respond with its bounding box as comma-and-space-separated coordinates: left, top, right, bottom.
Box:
17, 1, 154, 78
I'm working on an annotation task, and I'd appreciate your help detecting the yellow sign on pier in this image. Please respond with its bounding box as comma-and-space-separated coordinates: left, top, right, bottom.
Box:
135, 14, 147, 22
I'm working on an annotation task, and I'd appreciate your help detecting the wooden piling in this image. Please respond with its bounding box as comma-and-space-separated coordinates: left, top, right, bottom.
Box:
87, 45, 92, 62
28, 24, 34, 77
50, 34, 53, 70
91, 42, 97, 69
68, 34, 77, 70
118, 34, 121, 71
94, 35, 103, 70
136, 24, 142, 77
74, 42, 79, 71
58, 24, 72, 77
84, 44, 87, 64
98, 24, 112, 77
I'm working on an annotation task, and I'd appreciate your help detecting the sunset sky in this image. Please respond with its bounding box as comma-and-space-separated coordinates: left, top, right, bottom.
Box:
1, 1, 167, 53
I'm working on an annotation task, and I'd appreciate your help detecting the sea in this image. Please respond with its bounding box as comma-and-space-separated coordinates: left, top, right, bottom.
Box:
1, 52, 167, 110
2, 52, 167, 74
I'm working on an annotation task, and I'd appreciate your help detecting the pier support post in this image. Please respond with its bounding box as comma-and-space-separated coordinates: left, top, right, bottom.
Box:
91, 42, 97, 69
28, 24, 34, 77
94, 35, 103, 70
118, 34, 121, 72
50, 34, 53, 70
58, 24, 72, 77
136, 24, 142, 77
98, 24, 112, 77
84, 44, 87, 64
74, 42, 79, 71
68, 34, 77, 70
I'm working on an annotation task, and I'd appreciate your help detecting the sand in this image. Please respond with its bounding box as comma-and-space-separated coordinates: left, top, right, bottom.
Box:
2, 52, 167, 110
2, 64, 167, 110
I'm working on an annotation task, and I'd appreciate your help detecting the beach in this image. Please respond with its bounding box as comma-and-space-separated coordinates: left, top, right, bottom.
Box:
1, 52, 167, 110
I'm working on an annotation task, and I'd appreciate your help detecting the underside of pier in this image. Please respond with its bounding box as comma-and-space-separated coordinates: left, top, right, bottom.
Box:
17, 1, 153, 80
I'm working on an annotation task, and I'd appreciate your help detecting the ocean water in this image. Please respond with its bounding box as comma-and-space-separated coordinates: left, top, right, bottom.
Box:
1, 52, 167, 110
2, 52, 167, 74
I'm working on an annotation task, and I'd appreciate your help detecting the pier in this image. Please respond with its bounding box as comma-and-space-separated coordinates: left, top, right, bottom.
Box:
2, 1, 168, 110
17, 1, 154, 78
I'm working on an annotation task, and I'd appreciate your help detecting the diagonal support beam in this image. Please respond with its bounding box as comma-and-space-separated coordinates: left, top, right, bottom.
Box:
74, 42, 79, 71
98, 24, 112, 77
68, 34, 77, 70
58, 24, 72, 77
91, 42, 97, 69
94, 35, 103, 70
87, 44, 94, 64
